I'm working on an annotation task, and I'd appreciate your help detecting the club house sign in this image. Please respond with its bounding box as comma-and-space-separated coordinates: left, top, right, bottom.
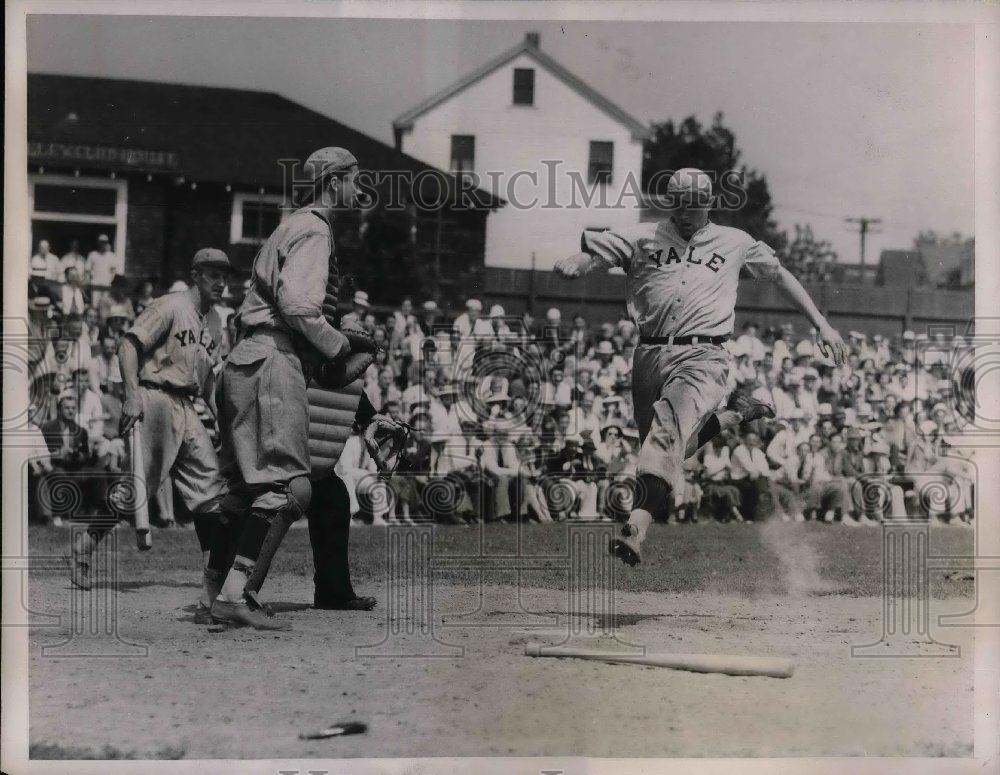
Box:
29, 141, 180, 172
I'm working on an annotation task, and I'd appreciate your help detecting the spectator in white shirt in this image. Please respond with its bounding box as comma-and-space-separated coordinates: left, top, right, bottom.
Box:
86, 235, 122, 303
59, 267, 88, 316
799, 368, 821, 420
735, 321, 766, 363
33, 240, 63, 282
453, 298, 490, 337
799, 435, 842, 522
94, 335, 123, 395
60, 240, 87, 282
483, 305, 513, 342
729, 431, 773, 521
335, 429, 382, 521
479, 419, 519, 521
771, 325, 793, 365
340, 290, 372, 331
541, 364, 573, 407
365, 366, 402, 412
592, 340, 628, 384
701, 436, 743, 522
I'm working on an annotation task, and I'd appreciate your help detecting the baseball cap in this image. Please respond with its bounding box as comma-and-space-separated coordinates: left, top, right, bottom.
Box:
302, 147, 358, 184
666, 167, 713, 206
191, 247, 232, 271
353, 290, 370, 307
97, 234, 110, 243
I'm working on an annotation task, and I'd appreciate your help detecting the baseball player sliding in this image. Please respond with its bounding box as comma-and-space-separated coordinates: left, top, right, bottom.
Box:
556, 168, 848, 566
208, 146, 396, 630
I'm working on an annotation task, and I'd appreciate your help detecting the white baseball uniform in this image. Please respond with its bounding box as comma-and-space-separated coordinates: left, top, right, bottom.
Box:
580, 218, 780, 491
127, 289, 226, 514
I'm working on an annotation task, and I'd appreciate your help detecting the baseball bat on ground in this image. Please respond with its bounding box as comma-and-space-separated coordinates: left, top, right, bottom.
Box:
130, 422, 152, 551
524, 644, 794, 678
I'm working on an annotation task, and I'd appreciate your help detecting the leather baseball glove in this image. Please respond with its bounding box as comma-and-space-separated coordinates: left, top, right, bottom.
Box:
313, 352, 376, 389
363, 414, 411, 473
312, 325, 382, 390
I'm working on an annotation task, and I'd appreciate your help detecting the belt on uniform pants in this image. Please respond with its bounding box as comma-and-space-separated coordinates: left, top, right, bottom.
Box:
139, 381, 197, 399
639, 334, 730, 346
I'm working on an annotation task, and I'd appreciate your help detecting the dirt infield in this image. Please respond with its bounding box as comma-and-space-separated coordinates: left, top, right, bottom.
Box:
25, 522, 975, 758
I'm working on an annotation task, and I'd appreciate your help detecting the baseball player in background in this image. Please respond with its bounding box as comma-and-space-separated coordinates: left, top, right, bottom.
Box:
209, 147, 391, 630
90, 248, 233, 609
556, 168, 847, 566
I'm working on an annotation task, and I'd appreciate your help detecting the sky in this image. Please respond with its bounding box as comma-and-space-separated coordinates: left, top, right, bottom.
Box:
26, 15, 976, 263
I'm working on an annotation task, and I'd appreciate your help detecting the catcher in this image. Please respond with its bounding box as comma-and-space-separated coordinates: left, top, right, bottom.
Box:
208, 146, 389, 630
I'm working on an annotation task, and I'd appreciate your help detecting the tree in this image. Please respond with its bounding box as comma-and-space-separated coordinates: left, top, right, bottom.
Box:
642, 112, 786, 252
782, 224, 838, 282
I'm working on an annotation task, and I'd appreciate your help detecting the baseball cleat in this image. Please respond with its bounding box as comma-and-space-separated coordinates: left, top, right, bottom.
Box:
193, 601, 214, 624
727, 392, 776, 423
313, 595, 378, 611
608, 524, 642, 567
210, 599, 291, 630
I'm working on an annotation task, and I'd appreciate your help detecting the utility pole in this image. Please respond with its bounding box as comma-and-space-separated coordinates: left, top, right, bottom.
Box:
845, 216, 882, 282
528, 251, 537, 315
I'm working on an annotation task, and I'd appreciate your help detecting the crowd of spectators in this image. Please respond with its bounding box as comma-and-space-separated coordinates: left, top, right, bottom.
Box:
25, 236, 976, 530
335, 293, 976, 529
25, 236, 232, 527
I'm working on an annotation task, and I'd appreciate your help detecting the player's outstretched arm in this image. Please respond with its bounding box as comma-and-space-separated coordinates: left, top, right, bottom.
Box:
555, 252, 606, 279
770, 265, 848, 366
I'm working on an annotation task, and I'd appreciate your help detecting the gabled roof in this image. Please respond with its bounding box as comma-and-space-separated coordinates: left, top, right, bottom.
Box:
393, 36, 651, 141
27, 73, 502, 208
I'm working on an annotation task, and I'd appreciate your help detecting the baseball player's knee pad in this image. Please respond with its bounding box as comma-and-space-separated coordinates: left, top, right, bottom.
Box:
281, 477, 312, 523
634, 473, 673, 522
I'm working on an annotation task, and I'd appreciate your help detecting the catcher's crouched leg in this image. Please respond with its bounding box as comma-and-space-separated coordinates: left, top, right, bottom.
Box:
242, 477, 312, 608
210, 478, 311, 630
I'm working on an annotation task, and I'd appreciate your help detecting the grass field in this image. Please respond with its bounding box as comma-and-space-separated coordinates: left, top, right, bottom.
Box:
22, 520, 977, 759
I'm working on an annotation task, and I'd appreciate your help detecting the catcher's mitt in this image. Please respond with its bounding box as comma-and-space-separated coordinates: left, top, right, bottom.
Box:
340, 325, 379, 355
312, 325, 382, 389
363, 414, 411, 473
314, 352, 376, 389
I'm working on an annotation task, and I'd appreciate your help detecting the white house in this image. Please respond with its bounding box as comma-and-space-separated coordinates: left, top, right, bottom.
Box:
394, 32, 650, 270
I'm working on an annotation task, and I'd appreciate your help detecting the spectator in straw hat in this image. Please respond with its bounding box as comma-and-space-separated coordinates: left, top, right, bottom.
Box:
452, 298, 485, 338
479, 417, 519, 522
417, 299, 439, 335
341, 290, 372, 331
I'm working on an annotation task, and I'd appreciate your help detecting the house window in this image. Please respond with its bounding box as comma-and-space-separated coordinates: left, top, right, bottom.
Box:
513, 68, 535, 105
450, 135, 475, 178
230, 192, 288, 244
588, 141, 614, 185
